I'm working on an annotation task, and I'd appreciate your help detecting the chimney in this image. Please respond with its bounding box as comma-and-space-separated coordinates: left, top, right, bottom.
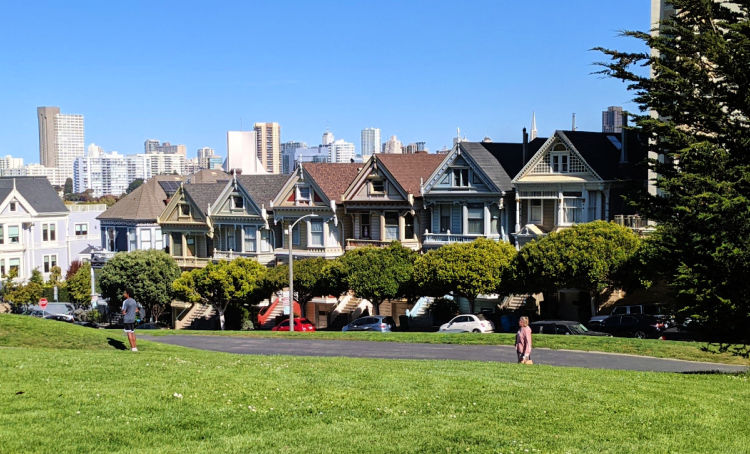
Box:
619, 113, 628, 164
522, 127, 529, 164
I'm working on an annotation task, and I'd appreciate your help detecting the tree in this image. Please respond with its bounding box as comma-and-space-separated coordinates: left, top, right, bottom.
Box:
98, 250, 181, 324
414, 238, 517, 314
513, 221, 641, 316
66, 262, 91, 306
292, 258, 349, 305
172, 258, 267, 330
4, 270, 44, 306
47, 266, 62, 288
63, 178, 73, 195
340, 243, 416, 315
126, 179, 144, 194
595, 1, 750, 337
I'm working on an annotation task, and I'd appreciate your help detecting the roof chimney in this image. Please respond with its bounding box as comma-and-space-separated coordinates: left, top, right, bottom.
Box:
522, 127, 529, 164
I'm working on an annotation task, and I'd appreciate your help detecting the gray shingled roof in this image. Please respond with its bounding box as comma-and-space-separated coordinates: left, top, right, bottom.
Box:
236, 174, 291, 209
98, 175, 183, 221
0, 176, 67, 213
559, 130, 647, 181
458, 139, 547, 191
183, 182, 228, 216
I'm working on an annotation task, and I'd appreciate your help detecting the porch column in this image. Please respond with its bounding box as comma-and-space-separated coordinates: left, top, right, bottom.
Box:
398, 215, 405, 241
583, 188, 590, 223
379, 212, 385, 241
604, 188, 610, 221
557, 190, 564, 226
483, 203, 490, 236
462, 204, 468, 234
515, 197, 520, 233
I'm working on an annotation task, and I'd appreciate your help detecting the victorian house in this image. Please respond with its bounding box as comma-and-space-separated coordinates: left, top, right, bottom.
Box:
420, 130, 546, 249
511, 129, 647, 246
342, 153, 445, 250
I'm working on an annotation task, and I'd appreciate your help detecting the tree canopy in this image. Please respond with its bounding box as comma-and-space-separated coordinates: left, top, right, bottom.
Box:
414, 238, 516, 313
595, 1, 750, 337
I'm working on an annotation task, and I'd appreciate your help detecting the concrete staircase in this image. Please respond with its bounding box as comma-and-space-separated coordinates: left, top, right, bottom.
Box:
328, 292, 371, 330
259, 300, 286, 329
176, 303, 217, 330
500, 294, 538, 313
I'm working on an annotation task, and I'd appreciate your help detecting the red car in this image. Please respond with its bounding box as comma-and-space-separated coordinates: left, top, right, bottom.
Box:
271, 317, 317, 332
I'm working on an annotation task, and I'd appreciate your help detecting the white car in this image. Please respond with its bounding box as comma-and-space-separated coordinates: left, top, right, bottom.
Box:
439, 314, 494, 333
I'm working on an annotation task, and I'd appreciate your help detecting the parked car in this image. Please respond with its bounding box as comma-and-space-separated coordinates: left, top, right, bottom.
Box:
44, 313, 75, 323
598, 314, 666, 339
272, 317, 317, 332
24, 309, 46, 318
74, 321, 101, 329
136, 322, 166, 330
439, 314, 494, 333
529, 320, 611, 336
588, 304, 671, 329
342, 316, 396, 332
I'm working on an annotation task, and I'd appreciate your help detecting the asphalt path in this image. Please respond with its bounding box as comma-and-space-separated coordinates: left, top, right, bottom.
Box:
140, 335, 748, 374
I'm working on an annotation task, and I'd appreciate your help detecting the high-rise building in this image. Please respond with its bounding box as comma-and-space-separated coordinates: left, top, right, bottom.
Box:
226, 131, 265, 174
383, 135, 403, 154
196, 146, 221, 169
253, 122, 281, 174
602, 106, 624, 133
360, 128, 381, 161
329, 139, 355, 163
0, 155, 24, 170
144, 139, 160, 154
37, 106, 84, 181
145, 140, 186, 156
322, 131, 334, 146
73, 152, 130, 197
281, 141, 307, 174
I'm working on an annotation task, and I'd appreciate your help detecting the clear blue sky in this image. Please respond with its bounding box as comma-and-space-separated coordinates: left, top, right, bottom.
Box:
0, 1, 650, 163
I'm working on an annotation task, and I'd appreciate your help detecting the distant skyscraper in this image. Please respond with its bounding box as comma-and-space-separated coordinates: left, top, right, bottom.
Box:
281, 141, 307, 174
254, 122, 281, 174
383, 136, 403, 154
322, 131, 334, 146
226, 131, 265, 174
144, 139, 160, 154
196, 147, 221, 169
73, 151, 130, 196
602, 106, 624, 133
329, 140, 355, 163
37, 106, 84, 181
360, 128, 381, 161
145, 140, 187, 156
0, 155, 24, 170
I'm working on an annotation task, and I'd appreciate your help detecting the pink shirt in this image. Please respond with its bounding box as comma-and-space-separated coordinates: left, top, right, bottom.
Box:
515, 326, 532, 356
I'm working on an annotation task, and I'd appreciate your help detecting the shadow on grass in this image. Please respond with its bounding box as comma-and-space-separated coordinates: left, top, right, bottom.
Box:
701, 343, 750, 359
107, 338, 127, 350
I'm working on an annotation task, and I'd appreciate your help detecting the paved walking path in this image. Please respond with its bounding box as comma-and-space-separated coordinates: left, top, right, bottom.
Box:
141, 335, 748, 373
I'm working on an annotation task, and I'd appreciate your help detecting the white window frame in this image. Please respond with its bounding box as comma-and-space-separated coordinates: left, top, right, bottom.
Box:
75, 223, 89, 237
231, 195, 244, 210
551, 152, 569, 173
9, 202, 16, 212
8, 225, 19, 244
529, 200, 542, 224
42, 223, 56, 242
467, 205, 484, 235
244, 226, 257, 252
43, 254, 58, 273
8, 257, 20, 277
261, 229, 272, 252
370, 180, 385, 194
309, 220, 324, 247
560, 198, 585, 226
141, 229, 152, 249
128, 229, 137, 251
155, 228, 163, 249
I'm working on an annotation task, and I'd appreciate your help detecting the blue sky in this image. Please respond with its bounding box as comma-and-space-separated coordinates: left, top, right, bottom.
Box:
0, 1, 650, 163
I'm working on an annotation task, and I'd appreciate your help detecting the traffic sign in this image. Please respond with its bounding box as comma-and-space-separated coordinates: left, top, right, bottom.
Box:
39, 298, 48, 310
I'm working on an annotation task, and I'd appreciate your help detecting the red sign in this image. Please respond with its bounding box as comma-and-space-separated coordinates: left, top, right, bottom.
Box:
39, 298, 48, 309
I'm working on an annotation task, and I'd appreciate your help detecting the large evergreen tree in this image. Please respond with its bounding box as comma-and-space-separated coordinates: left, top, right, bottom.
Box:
595, 1, 750, 338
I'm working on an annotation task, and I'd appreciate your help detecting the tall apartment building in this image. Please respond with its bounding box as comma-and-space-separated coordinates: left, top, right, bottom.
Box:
253, 122, 281, 174
602, 106, 624, 133
73, 152, 130, 197
329, 139, 355, 163
144, 139, 187, 156
226, 130, 265, 174
37, 106, 85, 182
360, 128, 381, 161
0, 155, 24, 170
281, 141, 307, 174
0, 164, 63, 186
383, 135, 403, 154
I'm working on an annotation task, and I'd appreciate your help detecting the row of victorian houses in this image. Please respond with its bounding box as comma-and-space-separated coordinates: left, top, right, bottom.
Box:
96, 128, 648, 270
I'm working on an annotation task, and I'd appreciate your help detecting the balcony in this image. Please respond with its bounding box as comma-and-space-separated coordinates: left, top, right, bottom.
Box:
345, 239, 420, 250
172, 256, 212, 269
614, 214, 651, 233
422, 233, 498, 248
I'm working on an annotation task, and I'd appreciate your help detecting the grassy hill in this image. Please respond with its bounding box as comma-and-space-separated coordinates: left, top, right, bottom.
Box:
1, 314, 748, 453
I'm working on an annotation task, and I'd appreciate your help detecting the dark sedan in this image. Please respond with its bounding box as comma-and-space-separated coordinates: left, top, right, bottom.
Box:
530, 320, 611, 336
342, 316, 396, 332
599, 314, 666, 339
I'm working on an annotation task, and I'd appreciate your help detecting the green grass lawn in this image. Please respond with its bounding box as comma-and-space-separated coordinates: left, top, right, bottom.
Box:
1, 314, 749, 453
146, 327, 750, 366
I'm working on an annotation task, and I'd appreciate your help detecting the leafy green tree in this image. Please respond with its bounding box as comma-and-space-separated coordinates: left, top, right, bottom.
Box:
63, 178, 73, 195
172, 258, 267, 330
126, 178, 144, 194
340, 243, 416, 315
414, 238, 517, 314
513, 221, 641, 316
66, 262, 91, 306
47, 266, 62, 288
98, 250, 181, 323
4, 270, 44, 305
292, 258, 349, 305
595, 1, 750, 337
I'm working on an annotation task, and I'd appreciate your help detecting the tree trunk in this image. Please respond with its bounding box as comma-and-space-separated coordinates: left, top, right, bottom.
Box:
373, 299, 381, 316
218, 308, 226, 330
468, 297, 476, 315
589, 292, 597, 318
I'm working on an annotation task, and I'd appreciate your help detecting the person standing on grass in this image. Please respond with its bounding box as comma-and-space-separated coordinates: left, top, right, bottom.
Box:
516, 316, 532, 363
121, 288, 142, 352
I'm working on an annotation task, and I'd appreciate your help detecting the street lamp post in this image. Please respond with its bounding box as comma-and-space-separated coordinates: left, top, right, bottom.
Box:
287, 214, 318, 332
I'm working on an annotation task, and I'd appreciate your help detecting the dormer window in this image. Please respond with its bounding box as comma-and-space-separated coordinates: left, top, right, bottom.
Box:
453, 168, 469, 187
180, 204, 190, 216
9, 202, 16, 212
232, 195, 244, 209
298, 187, 310, 201
371, 180, 384, 193
551, 153, 569, 173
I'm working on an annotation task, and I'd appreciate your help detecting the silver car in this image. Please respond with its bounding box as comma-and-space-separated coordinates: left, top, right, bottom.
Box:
439, 314, 494, 333
342, 316, 396, 332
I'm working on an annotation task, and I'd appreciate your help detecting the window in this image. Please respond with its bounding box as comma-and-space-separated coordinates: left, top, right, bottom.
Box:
232, 195, 244, 209
186, 235, 196, 256
551, 153, 569, 173
42, 223, 56, 242
297, 187, 310, 201
404, 214, 414, 239
8, 225, 19, 244
0, 259, 4, 277
171, 233, 183, 256
361, 214, 370, 239
180, 204, 190, 216
0, 225, 3, 245
310, 220, 324, 247
244, 226, 257, 252
490, 205, 500, 235
529, 200, 542, 224
43, 255, 57, 273
384, 212, 399, 240
155, 228, 163, 249
9, 258, 20, 276
292, 223, 300, 246
561, 198, 584, 225
141, 229, 152, 249
107, 228, 116, 251
439, 205, 451, 233
453, 168, 469, 187
371, 180, 384, 193
261, 229, 271, 252
128, 229, 137, 251
9, 202, 16, 211
467, 205, 484, 235
75, 223, 88, 236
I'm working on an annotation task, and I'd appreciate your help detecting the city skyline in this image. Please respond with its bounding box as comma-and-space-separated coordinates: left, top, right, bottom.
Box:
0, 1, 649, 164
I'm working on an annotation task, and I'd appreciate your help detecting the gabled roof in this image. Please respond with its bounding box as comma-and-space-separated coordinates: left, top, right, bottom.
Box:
0, 176, 67, 213
186, 169, 230, 184
457, 140, 544, 192
304, 163, 362, 202
98, 175, 182, 221
375, 153, 445, 196
236, 174, 290, 209
559, 130, 646, 180
183, 182, 228, 216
